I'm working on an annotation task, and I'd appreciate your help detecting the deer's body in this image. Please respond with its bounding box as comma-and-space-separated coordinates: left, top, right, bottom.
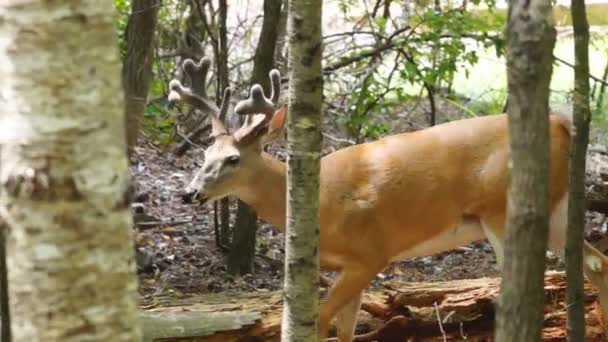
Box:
170, 59, 608, 341
238, 114, 569, 268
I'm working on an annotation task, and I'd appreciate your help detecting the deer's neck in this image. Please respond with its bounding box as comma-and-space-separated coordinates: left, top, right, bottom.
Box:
236, 152, 287, 231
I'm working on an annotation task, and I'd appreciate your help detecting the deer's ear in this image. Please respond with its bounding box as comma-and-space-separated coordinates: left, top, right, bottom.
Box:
234, 107, 287, 147
262, 106, 287, 143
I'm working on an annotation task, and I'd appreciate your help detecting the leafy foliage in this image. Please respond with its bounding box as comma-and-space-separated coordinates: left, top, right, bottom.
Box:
333, 1, 504, 140
114, 0, 131, 60
114, 1, 606, 145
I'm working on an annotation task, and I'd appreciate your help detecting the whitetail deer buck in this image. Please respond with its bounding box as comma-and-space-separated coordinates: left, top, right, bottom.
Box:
170, 57, 608, 341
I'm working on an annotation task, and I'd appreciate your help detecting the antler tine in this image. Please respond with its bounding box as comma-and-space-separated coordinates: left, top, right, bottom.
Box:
183, 57, 211, 99
269, 69, 281, 105
168, 79, 227, 135
234, 84, 276, 120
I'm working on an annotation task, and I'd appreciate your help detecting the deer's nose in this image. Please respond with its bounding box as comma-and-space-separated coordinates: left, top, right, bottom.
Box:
181, 189, 197, 204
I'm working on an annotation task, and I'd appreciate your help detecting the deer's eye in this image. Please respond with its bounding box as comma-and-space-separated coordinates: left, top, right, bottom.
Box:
225, 155, 240, 166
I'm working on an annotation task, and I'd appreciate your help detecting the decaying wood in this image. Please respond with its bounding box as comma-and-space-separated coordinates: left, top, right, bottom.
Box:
140, 271, 606, 341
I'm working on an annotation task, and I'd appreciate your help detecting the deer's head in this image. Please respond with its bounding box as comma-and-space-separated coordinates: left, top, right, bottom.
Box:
169, 58, 286, 205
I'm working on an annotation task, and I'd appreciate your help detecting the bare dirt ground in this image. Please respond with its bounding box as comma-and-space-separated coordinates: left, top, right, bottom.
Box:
132, 103, 608, 301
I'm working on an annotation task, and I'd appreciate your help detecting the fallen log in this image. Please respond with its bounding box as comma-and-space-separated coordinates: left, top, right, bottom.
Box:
140, 271, 606, 341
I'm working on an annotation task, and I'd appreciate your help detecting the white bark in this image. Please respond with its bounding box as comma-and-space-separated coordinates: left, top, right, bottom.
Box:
283, 0, 323, 340
0, 2, 141, 341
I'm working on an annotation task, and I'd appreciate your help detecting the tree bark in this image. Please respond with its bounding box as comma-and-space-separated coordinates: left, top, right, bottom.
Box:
227, 0, 284, 276
274, 0, 289, 73
566, 0, 592, 340
596, 54, 608, 113
227, 204, 258, 275
252, 0, 284, 91
0, 2, 141, 341
494, 0, 556, 341
283, 0, 323, 340
0, 220, 9, 342
216, 0, 232, 250
217, 0, 229, 101
122, 0, 160, 157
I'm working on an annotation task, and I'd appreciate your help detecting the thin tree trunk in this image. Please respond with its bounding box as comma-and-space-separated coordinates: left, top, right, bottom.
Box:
283, 0, 323, 340
252, 0, 284, 91
217, 0, 229, 99
0, 220, 9, 342
216, 0, 232, 249
494, 0, 556, 340
227, 0, 283, 276
274, 0, 289, 73
566, 0, 592, 339
0, 2, 141, 341
122, 0, 160, 157
227, 204, 258, 274
596, 55, 608, 113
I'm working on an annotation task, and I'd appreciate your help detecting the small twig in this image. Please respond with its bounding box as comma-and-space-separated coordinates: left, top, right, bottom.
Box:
138, 130, 163, 154
323, 26, 411, 73
322, 132, 356, 145
554, 55, 608, 87
434, 301, 447, 342
136, 219, 206, 228
459, 322, 468, 340
176, 125, 207, 149
193, 0, 218, 46
442, 310, 455, 324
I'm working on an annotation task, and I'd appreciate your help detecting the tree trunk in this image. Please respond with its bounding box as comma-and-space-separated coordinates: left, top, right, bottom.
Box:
596, 54, 608, 113
566, 0, 592, 340
227, 203, 258, 275
0, 2, 141, 341
217, 0, 229, 100
122, 0, 160, 157
494, 0, 556, 341
216, 0, 232, 250
274, 0, 289, 73
252, 0, 284, 91
283, 0, 323, 340
0, 220, 9, 342
227, 0, 284, 276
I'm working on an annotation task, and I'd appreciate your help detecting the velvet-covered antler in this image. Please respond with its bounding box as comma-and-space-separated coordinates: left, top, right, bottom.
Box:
168, 57, 231, 136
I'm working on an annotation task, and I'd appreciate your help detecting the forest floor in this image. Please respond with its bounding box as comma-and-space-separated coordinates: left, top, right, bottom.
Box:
132, 102, 608, 299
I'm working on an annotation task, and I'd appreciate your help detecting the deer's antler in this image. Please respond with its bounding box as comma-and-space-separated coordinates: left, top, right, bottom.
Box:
183, 57, 211, 99
234, 69, 282, 122
168, 57, 231, 136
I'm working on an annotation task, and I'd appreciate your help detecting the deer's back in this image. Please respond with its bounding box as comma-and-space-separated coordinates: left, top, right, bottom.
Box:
317, 114, 570, 262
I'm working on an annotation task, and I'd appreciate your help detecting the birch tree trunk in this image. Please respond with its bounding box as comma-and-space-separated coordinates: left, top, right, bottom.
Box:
494, 0, 556, 341
282, 0, 323, 340
0, 2, 142, 341
123, 0, 160, 157
566, 0, 592, 339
